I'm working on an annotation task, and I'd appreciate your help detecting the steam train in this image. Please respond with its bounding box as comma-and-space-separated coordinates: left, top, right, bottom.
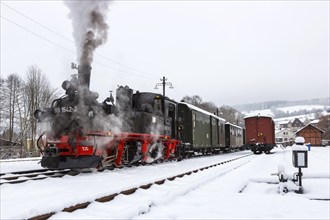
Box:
34, 64, 273, 170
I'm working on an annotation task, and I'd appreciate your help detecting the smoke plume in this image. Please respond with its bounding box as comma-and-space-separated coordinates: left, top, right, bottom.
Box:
64, 0, 109, 65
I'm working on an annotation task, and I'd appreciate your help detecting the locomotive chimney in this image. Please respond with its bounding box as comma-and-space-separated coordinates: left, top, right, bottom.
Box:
78, 64, 92, 89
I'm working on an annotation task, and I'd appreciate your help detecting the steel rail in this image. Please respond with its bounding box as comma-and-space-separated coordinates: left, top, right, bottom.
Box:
0, 169, 71, 185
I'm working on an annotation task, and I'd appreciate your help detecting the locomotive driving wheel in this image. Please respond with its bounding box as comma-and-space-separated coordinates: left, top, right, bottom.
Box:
145, 141, 165, 163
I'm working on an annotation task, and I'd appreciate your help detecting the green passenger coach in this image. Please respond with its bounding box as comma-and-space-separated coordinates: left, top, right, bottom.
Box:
178, 102, 227, 156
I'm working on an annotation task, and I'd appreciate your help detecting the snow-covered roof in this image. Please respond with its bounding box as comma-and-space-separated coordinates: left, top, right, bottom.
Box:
275, 128, 291, 134
242, 109, 274, 117
310, 119, 319, 124
292, 144, 308, 151
244, 114, 273, 119
295, 123, 325, 134
278, 121, 290, 125
225, 122, 243, 129
274, 114, 311, 123
179, 102, 226, 122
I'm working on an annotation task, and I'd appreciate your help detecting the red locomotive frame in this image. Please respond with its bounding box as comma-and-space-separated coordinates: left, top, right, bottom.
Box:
38, 131, 180, 169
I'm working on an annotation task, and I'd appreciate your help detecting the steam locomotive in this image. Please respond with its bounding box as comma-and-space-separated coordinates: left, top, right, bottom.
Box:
34, 64, 264, 171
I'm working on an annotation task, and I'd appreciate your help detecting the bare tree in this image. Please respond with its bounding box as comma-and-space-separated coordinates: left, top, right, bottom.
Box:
2, 74, 23, 142
0, 76, 5, 135
182, 95, 203, 106
24, 65, 56, 156
181, 95, 217, 113
200, 101, 217, 114
318, 115, 330, 140
181, 95, 244, 125
219, 105, 244, 126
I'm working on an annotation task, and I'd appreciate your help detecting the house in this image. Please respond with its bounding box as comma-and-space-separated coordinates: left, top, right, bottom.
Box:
275, 128, 295, 146
295, 124, 325, 146
291, 118, 305, 132
278, 120, 291, 129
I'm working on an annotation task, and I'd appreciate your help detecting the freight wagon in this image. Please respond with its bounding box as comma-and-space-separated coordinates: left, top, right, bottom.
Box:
244, 115, 276, 154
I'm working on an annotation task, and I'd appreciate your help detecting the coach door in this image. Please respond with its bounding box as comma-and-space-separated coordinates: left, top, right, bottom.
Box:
165, 100, 177, 138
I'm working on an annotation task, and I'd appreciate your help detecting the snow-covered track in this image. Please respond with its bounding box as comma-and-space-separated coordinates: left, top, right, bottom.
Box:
0, 150, 245, 185
28, 153, 253, 220
0, 169, 71, 185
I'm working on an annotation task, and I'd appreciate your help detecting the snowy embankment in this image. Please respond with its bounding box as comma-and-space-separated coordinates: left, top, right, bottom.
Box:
1, 147, 329, 219
0, 157, 41, 173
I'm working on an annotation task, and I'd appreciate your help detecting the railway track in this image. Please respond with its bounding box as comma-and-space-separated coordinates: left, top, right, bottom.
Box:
0, 149, 245, 185
0, 169, 71, 185
28, 153, 253, 220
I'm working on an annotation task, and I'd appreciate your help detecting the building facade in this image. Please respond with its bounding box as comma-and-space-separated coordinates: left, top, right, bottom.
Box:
295, 124, 324, 146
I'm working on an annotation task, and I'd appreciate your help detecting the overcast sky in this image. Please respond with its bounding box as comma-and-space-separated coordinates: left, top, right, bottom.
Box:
1, 0, 329, 106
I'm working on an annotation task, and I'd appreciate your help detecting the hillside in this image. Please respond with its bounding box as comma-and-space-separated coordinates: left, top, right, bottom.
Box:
234, 98, 329, 120
234, 97, 329, 113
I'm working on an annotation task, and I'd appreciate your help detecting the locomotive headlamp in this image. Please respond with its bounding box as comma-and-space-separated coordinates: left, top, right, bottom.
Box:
34, 109, 43, 121
62, 80, 71, 90
88, 111, 94, 118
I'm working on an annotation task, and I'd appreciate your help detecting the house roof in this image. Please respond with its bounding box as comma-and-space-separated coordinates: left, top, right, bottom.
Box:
295, 123, 325, 134
310, 119, 320, 124
278, 121, 290, 125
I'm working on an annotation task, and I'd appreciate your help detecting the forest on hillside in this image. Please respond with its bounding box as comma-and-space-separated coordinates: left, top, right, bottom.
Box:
233, 98, 329, 113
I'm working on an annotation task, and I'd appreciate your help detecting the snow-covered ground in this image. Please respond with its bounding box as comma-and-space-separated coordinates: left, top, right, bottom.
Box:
273, 113, 317, 124
0, 157, 41, 173
1, 147, 329, 219
277, 105, 326, 114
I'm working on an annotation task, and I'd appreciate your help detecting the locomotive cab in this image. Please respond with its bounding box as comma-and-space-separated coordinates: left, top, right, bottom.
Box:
116, 86, 178, 139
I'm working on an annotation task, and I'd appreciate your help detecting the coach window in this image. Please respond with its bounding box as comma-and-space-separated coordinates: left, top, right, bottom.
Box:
193, 113, 196, 128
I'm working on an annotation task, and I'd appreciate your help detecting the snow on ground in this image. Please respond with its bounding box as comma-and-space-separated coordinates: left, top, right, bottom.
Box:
273, 113, 316, 124
1, 147, 329, 219
242, 105, 328, 121
0, 157, 42, 173
278, 105, 326, 114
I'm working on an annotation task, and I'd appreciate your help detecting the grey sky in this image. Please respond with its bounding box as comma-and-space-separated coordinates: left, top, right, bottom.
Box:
1, 1, 329, 106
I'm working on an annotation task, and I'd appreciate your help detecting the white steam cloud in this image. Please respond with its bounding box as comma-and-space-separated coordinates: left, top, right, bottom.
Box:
64, 0, 109, 65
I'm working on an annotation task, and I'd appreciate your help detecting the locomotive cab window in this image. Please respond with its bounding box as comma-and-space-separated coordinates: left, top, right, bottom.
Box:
153, 96, 162, 113
168, 103, 175, 119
